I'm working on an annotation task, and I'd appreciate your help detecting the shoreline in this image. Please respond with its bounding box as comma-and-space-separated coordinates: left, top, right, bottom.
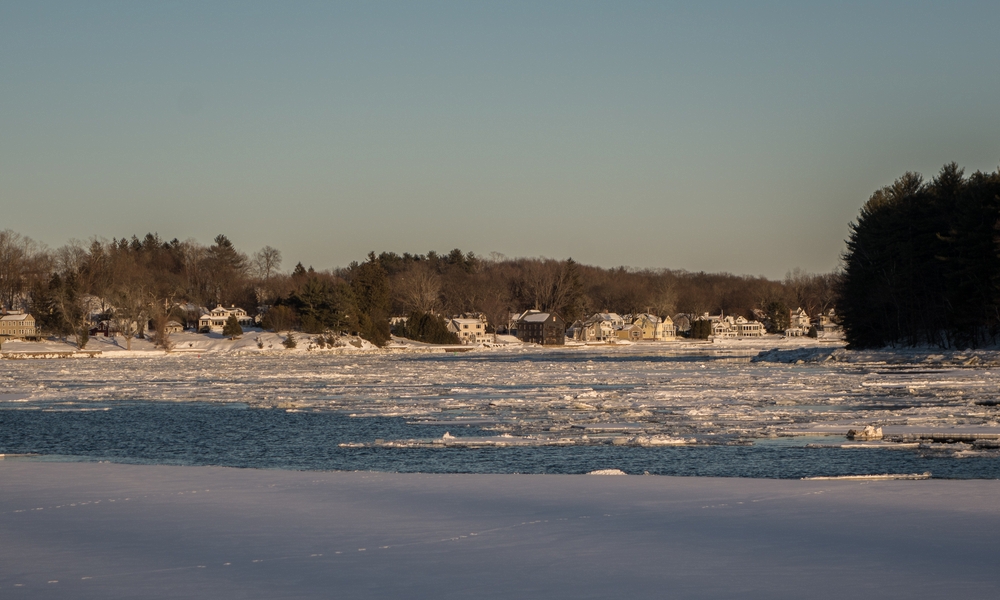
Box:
3, 332, 844, 360
6, 339, 1000, 369
2, 461, 998, 599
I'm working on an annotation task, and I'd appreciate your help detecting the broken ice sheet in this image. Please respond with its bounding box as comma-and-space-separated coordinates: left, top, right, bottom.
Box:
2, 345, 999, 456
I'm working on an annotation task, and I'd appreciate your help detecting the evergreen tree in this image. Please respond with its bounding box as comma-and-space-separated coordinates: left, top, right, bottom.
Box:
261, 305, 297, 332
223, 314, 243, 339
350, 254, 391, 346
287, 276, 357, 334
764, 301, 790, 334
205, 234, 249, 304
690, 319, 712, 339
395, 311, 460, 344
838, 164, 1000, 348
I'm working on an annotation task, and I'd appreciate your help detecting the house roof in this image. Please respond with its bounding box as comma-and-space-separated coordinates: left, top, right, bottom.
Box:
0, 313, 32, 322
521, 312, 552, 323
449, 318, 483, 325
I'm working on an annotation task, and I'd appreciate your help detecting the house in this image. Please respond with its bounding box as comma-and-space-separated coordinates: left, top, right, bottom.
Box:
582, 313, 623, 342
732, 315, 765, 337
0, 311, 37, 340
515, 311, 566, 345
785, 307, 812, 336
198, 305, 253, 332
164, 321, 185, 334
632, 313, 676, 341
699, 313, 766, 338
615, 322, 644, 341
711, 318, 737, 338
817, 309, 840, 333
660, 315, 677, 340
90, 320, 118, 337
447, 317, 489, 344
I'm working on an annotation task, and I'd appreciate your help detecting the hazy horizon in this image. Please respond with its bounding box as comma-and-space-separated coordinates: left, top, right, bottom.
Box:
3, 1, 999, 279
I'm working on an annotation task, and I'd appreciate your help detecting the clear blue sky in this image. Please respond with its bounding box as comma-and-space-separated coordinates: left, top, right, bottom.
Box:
2, 1, 998, 278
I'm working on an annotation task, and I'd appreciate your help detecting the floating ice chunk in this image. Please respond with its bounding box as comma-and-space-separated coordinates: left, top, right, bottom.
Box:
847, 425, 883, 441
587, 469, 627, 475
802, 472, 931, 481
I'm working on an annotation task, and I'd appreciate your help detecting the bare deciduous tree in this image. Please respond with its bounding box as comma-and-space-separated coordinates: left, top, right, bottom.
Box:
253, 246, 283, 280
0, 230, 47, 311
111, 285, 150, 351
394, 263, 442, 314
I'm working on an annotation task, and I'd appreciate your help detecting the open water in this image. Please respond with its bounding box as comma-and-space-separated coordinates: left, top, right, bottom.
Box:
2, 349, 999, 478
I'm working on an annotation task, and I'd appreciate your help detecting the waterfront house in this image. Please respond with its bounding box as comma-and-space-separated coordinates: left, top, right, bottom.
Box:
615, 322, 644, 341
632, 313, 676, 341
0, 311, 37, 340
198, 306, 253, 332
785, 307, 812, 336
447, 317, 489, 344
583, 313, 623, 341
515, 311, 566, 345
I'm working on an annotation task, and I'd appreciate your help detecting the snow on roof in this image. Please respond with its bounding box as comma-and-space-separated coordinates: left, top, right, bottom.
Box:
521, 312, 551, 322
0, 313, 32, 322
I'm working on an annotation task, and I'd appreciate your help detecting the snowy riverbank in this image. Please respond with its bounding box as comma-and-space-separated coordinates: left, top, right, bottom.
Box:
1, 461, 998, 599
1, 331, 843, 359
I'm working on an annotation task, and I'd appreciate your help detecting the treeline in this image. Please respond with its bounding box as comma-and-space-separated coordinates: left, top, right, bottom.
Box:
839, 162, 1000, 348
0, 230, 837, 346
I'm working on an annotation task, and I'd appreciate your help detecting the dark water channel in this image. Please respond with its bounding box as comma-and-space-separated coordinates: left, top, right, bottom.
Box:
3, 402, 998, 479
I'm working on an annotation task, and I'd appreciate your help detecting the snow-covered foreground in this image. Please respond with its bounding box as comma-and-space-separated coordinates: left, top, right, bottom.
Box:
1, 462, 997, 599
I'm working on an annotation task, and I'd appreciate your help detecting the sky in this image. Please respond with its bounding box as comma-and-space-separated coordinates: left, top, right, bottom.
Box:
2, 1, 999, 279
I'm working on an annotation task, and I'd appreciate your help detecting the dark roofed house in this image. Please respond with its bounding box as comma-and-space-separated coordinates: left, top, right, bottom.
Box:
515, 311, 566, 346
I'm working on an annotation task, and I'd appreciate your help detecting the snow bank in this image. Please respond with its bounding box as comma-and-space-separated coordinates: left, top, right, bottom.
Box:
1, 462, 998, 599
5, 332, 850, 359
1, 331, 382, 358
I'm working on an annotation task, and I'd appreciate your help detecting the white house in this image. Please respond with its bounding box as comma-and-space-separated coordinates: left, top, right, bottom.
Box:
785, 307, 812, 336
447, 317, 489, 344
732, 315, 765, 337
701, 313, 766, 338
198, 306, 253, 332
